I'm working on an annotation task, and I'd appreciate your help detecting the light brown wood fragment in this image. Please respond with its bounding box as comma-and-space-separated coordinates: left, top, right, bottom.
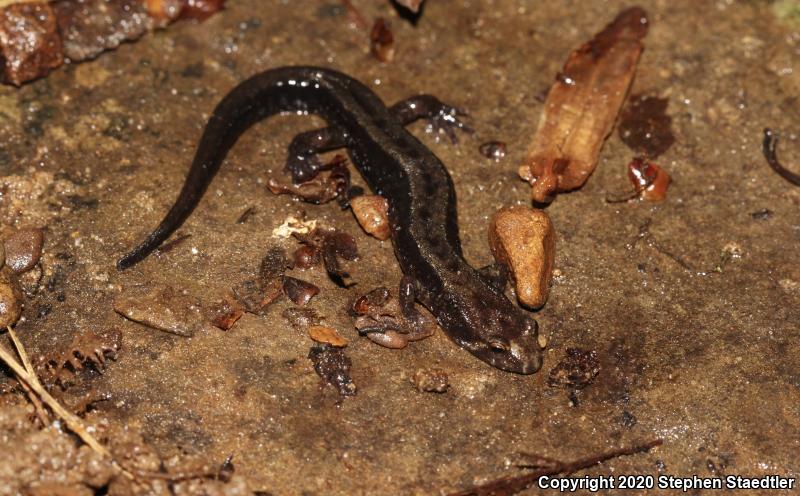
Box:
308, 325, 348, 347
519, 7, 648, 203
489, 206, 555, 309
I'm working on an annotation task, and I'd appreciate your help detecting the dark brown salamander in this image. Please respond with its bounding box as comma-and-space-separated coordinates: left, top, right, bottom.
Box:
118, 66, 542, 374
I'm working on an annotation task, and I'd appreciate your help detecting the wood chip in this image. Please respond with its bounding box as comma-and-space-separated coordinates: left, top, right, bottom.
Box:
308, 325, 348, 347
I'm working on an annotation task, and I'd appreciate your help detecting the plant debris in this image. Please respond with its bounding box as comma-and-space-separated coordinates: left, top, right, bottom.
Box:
548, 348, 600, 390
762, 128, 800, 186
308, 343, 357, 398
207, 294, 244, 330
370, 17, 395, 62
292, 228, 359, 287
282, 276, 320, 305
37, 328, 122, 388
518, 7, 648, 203
268, 154, 351, 204
308, 325, 348, 347
449, 439, 663, 496
351, 280, 435, 349
626, 156, 671, 201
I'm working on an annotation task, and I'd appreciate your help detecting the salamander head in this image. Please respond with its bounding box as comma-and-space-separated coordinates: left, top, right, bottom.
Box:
446, 294, 543, 374
474, 316, 543, 374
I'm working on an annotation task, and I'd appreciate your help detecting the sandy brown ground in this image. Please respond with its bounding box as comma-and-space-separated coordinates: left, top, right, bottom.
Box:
1, 0, 799, 494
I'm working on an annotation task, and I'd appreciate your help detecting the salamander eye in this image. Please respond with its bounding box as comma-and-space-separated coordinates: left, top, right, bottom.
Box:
488, 340, 509, 352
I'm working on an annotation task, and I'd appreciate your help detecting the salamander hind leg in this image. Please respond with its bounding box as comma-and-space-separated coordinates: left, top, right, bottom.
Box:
285, 127, 349, 183
389, 95, 474, 144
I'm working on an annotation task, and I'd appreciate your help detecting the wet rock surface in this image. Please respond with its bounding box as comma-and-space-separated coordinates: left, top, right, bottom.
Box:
0, 0, 798, 494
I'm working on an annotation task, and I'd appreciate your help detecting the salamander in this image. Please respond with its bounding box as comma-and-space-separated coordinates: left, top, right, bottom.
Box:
118, 66, 543, 374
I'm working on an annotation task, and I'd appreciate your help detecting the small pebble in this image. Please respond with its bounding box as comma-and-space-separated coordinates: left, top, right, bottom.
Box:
4, 228, 44, 274
489, 206, 556, 308
411, 368, 450, 393
350, 195, 391, 241
479, 141, 507, 161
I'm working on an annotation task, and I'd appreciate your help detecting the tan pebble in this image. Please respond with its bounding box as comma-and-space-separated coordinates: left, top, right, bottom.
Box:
4, 228, 44, 274
351, 195, 390, 240
0, 266, 23, 328
411, 368, 449, 393
308, 325, 348, 347
537, 334, 548, 349
489, 206, 555, 309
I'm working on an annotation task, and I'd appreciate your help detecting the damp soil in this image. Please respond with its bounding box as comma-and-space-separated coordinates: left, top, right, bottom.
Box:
1, 1, 799, 494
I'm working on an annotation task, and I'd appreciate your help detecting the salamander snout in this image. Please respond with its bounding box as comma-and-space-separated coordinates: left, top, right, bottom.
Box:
481, 318, 543, 375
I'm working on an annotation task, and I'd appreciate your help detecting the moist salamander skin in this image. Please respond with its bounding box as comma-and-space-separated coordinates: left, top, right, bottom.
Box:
118, 66, 543, 374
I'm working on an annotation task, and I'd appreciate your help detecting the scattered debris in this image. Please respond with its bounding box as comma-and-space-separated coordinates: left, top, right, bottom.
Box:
308, 344, 357, 398
479, 141, 508, 161
352, 281, 435, 349
448, 439, 663, 496
232, 277, 282, 314
0, 266, 22, 328
4, 227, 44, 274
762, 128, 800, 186
626, 157, 671, 201
411, 368, 449, 393
207, 294, 244, 330
292, 228, 359, 287
268, 155, 351, 205
394, 0, 424, 13
0, 2, 62, 86
0, 326, 121, 473
518, 7, 648, 203
489, 206, 555, 309
272, 215, 318, 239
38, 328, 122, 388
308, 325, 348, 347
548, 348, 600, 390
113, 284, 211, 337
282, 276, 320, 305
236, 206, 256, 224
618, 95, 675, 158
750, 208, 773, 220
0, 0, 227, 85
350, 194, 391, 241
370, 17, 395, 62
282, 307, 322, 330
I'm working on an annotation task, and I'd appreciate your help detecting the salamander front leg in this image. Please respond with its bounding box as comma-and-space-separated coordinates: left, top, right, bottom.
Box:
389, 95, 473, 144
285, 127, 348, 183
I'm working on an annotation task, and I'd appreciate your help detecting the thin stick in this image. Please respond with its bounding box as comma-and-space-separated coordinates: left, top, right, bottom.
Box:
1, 327, 134, 479
18, 379, 49, 426
449, 439, 663, 496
